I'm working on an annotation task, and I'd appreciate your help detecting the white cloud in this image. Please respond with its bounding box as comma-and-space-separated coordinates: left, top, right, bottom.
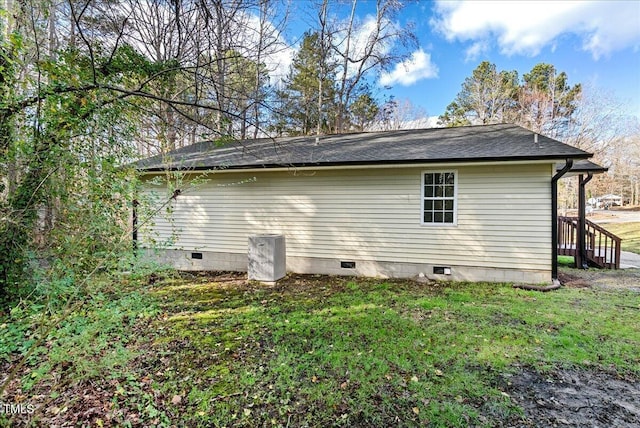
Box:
379, 49, 439, 86
237, 13, 294, 85
465, 41, 489, 62
332, 14, 398, 80
263, 44, 295, 86
431, 0, 640, 59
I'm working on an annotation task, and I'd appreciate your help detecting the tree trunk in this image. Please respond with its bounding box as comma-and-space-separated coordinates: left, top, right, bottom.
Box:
336, 0, 357, 133
316, 0, 328, 137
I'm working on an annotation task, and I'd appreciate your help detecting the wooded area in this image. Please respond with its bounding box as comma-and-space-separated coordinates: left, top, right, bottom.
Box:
0, 0, 417, 298
0, 0, 638, 300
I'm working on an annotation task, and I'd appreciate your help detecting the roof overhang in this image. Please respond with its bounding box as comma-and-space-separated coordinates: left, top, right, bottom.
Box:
139, 157, 589, 177
135, 124, 595, 174
556, 159, 608, 178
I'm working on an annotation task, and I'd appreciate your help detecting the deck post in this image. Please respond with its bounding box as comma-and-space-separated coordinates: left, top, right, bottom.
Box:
578, 173, 593, 269
552, 159, 573, 280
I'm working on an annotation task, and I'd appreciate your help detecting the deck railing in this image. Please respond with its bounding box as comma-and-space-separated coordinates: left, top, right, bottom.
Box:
557, 216, 576, 257
557, 216, 621, 269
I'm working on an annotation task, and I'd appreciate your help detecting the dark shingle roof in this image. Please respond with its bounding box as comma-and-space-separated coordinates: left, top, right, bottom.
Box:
556, 159, 608, 177
136, 123, 592, 172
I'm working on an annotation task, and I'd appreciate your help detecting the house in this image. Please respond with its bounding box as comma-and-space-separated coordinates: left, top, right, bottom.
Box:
598, 194, 623, 208
135, 123, 598, 284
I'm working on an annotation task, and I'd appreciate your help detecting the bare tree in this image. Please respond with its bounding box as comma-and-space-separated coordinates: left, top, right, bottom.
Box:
0, 0, 282, 292
563, 87, 640, 207
316, 0, 329, 137
374, 97, 429, 131
565, 86, 633, 153
248, 0, 289, 138
597, 124, 640, 206
330, 0, 417, 133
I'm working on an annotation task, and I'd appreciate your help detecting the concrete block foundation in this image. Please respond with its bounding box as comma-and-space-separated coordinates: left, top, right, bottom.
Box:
140, 248, 551, 285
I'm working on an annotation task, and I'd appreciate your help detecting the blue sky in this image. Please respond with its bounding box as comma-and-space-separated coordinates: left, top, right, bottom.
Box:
281, 0, 640, 121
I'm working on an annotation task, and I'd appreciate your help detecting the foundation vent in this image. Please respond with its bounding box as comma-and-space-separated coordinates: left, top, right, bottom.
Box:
433, 266, 451, 275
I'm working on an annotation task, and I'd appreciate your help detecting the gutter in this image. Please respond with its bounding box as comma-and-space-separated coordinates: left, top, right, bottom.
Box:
551, 159, 573, 280
137, 156, 591, 176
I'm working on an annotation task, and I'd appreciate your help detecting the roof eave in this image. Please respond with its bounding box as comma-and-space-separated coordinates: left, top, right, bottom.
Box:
137, 153, 593, 173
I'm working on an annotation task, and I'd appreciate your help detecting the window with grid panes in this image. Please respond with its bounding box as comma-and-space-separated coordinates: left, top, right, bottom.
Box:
422, 171, 456, 225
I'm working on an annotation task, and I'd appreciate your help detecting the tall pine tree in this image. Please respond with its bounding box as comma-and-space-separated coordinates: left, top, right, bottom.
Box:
439, 61, 580, 139
272, 31, 337, 136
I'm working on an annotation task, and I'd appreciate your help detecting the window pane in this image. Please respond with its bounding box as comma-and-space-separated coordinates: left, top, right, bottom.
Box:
445, 173, 455, 185
424, 173, 433, 185
422, 171, 456, 225
424, 186, 434, 197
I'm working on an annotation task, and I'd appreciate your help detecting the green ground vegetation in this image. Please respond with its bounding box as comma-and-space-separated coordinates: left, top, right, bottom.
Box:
557, 255, 575, 267
601, 222, 640, 254
1, 273, 639, 427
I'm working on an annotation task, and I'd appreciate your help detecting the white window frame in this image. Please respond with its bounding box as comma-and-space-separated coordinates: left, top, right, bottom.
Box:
421, 170, 458, 226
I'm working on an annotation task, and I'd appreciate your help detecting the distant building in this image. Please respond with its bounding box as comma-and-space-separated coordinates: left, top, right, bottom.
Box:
598, 194, 622, 208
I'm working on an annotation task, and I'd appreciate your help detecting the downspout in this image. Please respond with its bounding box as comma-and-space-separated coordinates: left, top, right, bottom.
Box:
578, 172, 593, 269
551, 159, 573, 280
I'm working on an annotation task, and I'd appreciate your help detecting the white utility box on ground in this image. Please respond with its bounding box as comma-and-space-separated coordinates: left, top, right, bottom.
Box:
248, 234, 286, 282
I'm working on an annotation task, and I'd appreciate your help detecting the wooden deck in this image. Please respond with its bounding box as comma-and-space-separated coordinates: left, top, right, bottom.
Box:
558, 216, 621, 269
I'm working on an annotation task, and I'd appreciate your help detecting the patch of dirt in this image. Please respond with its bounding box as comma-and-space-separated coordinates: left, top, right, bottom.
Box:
559, 268, 640, 292
503, 367, 640, 428
557, 271, 596, 289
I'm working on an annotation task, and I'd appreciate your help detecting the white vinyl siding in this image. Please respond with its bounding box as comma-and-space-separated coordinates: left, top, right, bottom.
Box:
140, 163, 552, 271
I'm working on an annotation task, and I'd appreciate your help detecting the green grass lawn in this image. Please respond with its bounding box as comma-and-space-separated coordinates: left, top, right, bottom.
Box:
601, 222, 640, 254
557, 255, 575, 267
2, 273, 639, 427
